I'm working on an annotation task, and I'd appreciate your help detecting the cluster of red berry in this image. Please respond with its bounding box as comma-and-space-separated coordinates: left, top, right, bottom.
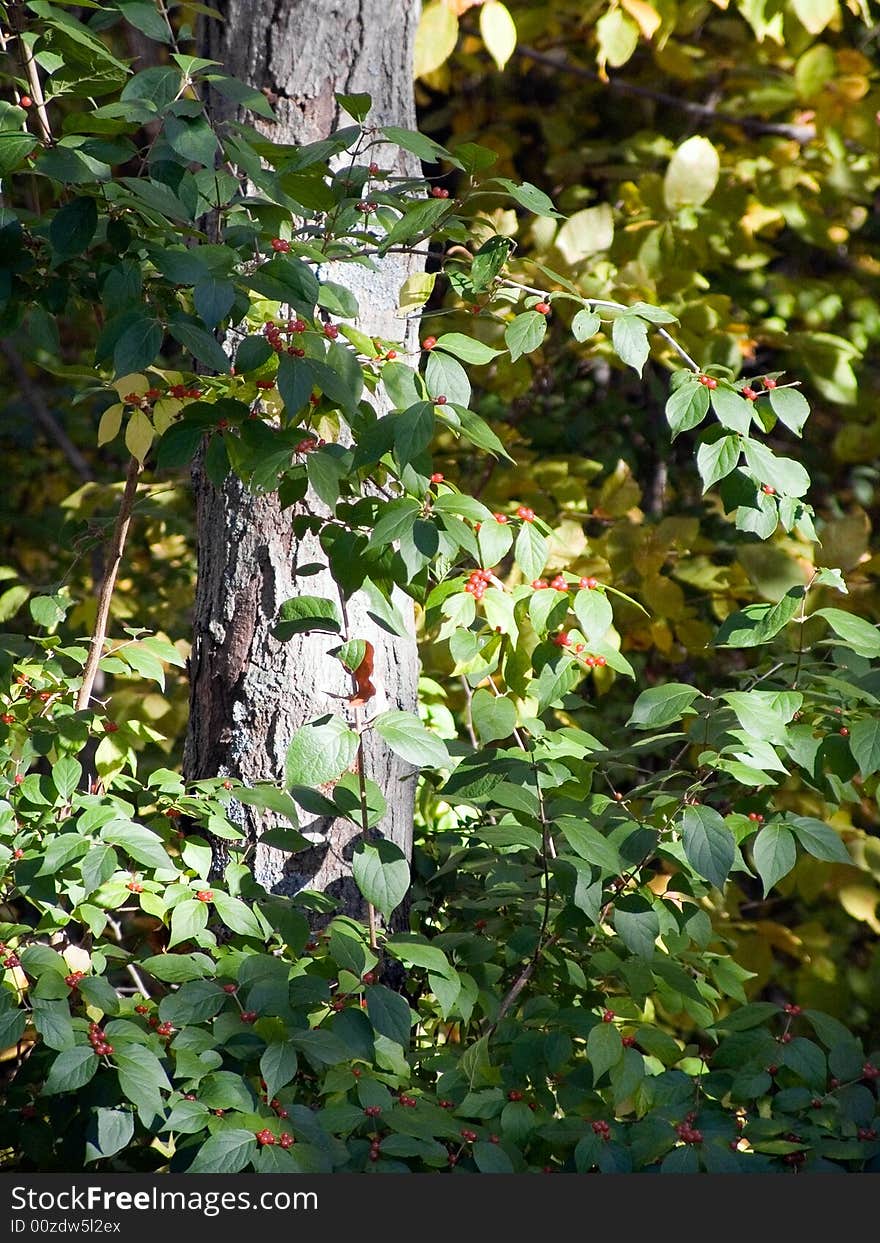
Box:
397, 1093, 417, 1107
65, 970, 85, 989
89, 1022, 114, 1057
368, 1137, 382, 1162
464, 568, 492, 599
459, 1128, 478, 1143
269, 237, 291, 252
195, 889, 213, 902
516, 505, 535, 522
675, 1117, 703, 1145
126, 880, 143, 893
591, 1119, 611, 1141
294, 437, 325, 454
356, 200, 378, 213
263, 319, 307, 357
363, 1104, 382, 1118
4, 951, 20, 967
747, 812, 765, 823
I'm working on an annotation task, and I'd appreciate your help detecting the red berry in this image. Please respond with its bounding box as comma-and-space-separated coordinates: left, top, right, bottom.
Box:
430, 473, 444, 484
1, 713, 15, 724
602, 1008, 615, 1023
430, 186, 449, 198
762, 485, 775, 495
534, 301, 551, 314
363, 1105, 382, 1117
20, 95, 32, 108
256, 1129, 275, 1146
222, 779, 233, 790
622, 1035, 636, 1047
579, 576, 598, 590
508, 1090, 523, 1101
4, 953, 20, 968
422, 336, 437, 350
439, 1099, 454, 1109
840, 727, 849, 736
550, 575, 568, 591
196, 889, 213, 903
385, 350, 397, 360
362, 971, 376, 985
126, 881, 143, 893
783, 1003, 802, 1016
435, 394, 448, 405
240, 1011, 258, 1024
105, 720, 119, 732
763, 377, 778, 389
279, 1132, 295, 1148
742, 387, 758, 400
531, 579, 549, 590
156, 1022, 174, 1037
12, 848, 23, 859
493, 513, 508, 523
323, 324, 339, 339
552, 632, 571, 647
135, 1004, 149, 1015
369, 163, 380, 175
222, 983, 238, 994
516, 505, 535, 522
698, 375, 718, 389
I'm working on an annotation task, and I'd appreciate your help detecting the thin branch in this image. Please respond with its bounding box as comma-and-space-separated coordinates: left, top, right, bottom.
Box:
75, 457, 141, 712
10, 3, 52, 145
1, 341, 93, 481
515, 44, 817, 145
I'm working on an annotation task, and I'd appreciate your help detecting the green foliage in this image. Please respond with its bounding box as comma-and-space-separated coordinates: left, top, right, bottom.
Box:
1, 0, 880, 1179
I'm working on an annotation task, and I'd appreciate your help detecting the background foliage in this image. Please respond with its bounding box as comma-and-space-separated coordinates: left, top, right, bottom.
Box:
1, 0, 880, 1175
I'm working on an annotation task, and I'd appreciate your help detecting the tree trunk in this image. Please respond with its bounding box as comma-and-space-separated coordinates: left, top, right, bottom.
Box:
186, 0, 422, 915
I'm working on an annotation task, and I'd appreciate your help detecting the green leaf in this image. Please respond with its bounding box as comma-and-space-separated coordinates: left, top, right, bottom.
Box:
194, 276, 236, 328
505, 311, 547, 362
286, 715, 358, 790
711, 386, 753, 435
470, 687, 516, 742
373, 710, 450, 768
473, 1140, 514, 1173
815, 608, 880, 658
0, 130, 38, 175
471, 236, 513, 290
491, 178, 561, 217
681, 805, 735, 889
573, 587, 613, 642
743, 439, 810, 498
380, 198, 453, 251
273, 595, 341, 639
212, 891, 265, 939
435, 333, 503, 365
113, 317, 162, 376
371, 498, 421, 546
850, 718, 880, 776
788, 816, 851, 865
714, 588, 804, 648
393, 401, 435, 465
188, 1129, 257, 1175
49, 197, 98, 258
627, 683, 701, 729
613, 897, 659, 958
100, 821, 171, 872
587, 1022, 624, 1080
168, 319, 230, 373
753, 823, 797, 895
236, 335, 273, 372
572, 308, 601, 342
558, 820, 621, 873
769, 387, 810, 435
85, 1109, 134, 1163
52, 755, 82, 800
697, 433, 741, 490
365, 983, 412, 1047
169, 898, 209, 948
514, 522, 548, 582
611, 314, 650, 376
665, 381, 710, 437
352, 839, 409, 920
140, 953, 215, 983
260, 1042, 298, 1100
42, 1046, 99, 1095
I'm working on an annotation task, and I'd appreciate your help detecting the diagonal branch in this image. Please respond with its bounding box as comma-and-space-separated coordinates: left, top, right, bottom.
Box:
515, 44, 817, 145
1, 341, 93, 482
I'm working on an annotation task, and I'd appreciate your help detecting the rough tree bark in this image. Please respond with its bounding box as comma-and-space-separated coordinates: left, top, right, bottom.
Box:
185, 0, 422, 914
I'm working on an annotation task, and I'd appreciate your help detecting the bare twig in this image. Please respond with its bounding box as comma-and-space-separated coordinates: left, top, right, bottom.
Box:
75, 457, 141, 711
515, 44, 817, 145
10, 3, 52, 145
1, 342, 93, 482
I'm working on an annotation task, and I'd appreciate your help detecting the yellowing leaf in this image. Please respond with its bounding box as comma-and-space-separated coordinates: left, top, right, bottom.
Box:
663, 135, 720, 210
125, 408, 154, 463
621, 0, 662, 38
112, 373, 148, 400
152, 398, 182, 436
555, 204, 614, 264
98, 403, 123, 447
480, 1, 517, 70
398, 271, 437, 312
596, 9, 639, 73
792, 0, 838, 33
414, 1, 459, 78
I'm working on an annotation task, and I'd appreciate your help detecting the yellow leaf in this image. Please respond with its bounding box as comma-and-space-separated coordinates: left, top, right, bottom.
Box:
663, 136, 720, 210
112, 374, 148, 400
152, 398, 182, 436
479, 1, 517, 71
555, 204, 614, 264
125, 408, 154, 463
621, 0, 662, 39
839, 884, 880, 933
98, 403, 124, 447
398, 271, 437, 312
414, 1, 459, 78
792, 0, 838, 34
596, 9, 640, 73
